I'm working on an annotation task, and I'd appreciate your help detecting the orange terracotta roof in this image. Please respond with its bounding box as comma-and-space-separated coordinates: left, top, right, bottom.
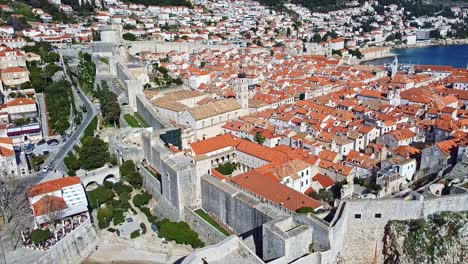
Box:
312, 173, 335, 189
3, 98, 36, 107
236, 139, 288, 163
1, 67, 28, 73
190, 134, 239, 155
28, 177, 81, 197
32, 195, 68, 216
231, 170, 322, 211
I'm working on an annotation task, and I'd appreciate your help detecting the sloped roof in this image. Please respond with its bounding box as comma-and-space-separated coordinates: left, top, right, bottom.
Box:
28, 177, 80, 197
231, 170, 322, 211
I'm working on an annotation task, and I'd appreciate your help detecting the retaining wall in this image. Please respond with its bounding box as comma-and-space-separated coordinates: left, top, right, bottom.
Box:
32, 219, 98, 264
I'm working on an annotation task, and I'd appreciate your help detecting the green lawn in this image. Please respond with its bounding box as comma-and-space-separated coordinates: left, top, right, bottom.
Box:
134, 112, 150, 127
83, 116, 98, 138
194, 209, 230, 236
124, 114, 142, 128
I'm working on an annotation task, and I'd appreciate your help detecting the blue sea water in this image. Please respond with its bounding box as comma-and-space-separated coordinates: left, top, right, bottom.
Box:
362, 44, 468, 68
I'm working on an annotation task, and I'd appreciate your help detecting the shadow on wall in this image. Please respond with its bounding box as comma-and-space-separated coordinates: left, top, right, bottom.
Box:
240, 226, 264, 259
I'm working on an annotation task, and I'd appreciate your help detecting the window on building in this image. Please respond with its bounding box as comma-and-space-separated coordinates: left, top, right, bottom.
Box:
354, 214, 361, 219
375, 213, 382, 218
301, 172, 304, 177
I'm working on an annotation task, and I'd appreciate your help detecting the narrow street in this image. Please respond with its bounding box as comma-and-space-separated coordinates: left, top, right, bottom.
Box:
33, 53, 97, 184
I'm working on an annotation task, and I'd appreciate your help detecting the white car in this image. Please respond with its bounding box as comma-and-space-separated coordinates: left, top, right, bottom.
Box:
42, 166, 50, 173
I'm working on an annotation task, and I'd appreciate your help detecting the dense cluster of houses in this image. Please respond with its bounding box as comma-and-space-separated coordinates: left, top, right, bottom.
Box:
143, 44, 467, 205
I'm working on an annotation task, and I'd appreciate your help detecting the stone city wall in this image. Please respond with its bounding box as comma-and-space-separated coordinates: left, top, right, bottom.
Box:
184, 207, 227, 246
328, 194, 468, 264
125, 40, 237, 55
136, 94, 170, 129
141, 165, 162, 196
294, 214, 331, 252
32, 219, 98, 264
291, 250, 333, 264
201, 175, 278, 235
200, 175, 288, 257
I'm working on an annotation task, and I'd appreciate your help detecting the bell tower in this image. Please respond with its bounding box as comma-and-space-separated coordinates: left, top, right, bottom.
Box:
391, 56, 398, 78
236, 72, 249, 109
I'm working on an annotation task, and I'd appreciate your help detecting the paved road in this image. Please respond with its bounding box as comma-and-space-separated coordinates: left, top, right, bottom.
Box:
33, 54, 97, 184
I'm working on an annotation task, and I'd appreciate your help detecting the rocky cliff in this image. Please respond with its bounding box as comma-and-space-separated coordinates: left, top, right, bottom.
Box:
383, 211, 468, 264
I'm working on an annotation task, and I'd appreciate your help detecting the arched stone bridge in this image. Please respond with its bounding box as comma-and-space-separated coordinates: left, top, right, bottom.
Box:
77, 166, 120, 188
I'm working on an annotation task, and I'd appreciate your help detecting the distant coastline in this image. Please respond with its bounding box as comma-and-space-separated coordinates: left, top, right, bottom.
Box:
360, 43, 468, 67
393, 38, 468, 50
358, 38, 468, 65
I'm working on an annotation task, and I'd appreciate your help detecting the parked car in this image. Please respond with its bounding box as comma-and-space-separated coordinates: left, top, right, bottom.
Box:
42, 166, 49, 173
37, 139, 46, 145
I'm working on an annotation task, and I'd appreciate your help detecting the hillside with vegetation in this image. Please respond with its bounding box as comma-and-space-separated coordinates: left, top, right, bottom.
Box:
257, 0, 465, 16
383, 211, 468, 264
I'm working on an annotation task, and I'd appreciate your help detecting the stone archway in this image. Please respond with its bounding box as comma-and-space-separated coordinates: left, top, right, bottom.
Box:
104, 174, 116, 184
85, 181, 99, 191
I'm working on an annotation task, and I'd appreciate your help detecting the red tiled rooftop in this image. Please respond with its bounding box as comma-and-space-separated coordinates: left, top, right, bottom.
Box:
28, 177, 80, 197
231, 170, 322, 211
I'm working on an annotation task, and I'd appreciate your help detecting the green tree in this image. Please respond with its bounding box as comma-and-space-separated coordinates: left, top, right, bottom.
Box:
78, 137, 110, 170
215, 162, 236, 175
126, 172, 143, 188
122, 32, 137, 41
97, 206, 114, 229
296, 207, 315, 214
311, 33, 322, 43
87, 186, 115, 209
120, 160, 136, 178
95, 81, 121, 126
44, 52, 60, 63
254, 131, 266, 145
133, 192, 152, 207
64, 153, 81, 171
31, 229, 50, 244
157, 220, 205, 248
